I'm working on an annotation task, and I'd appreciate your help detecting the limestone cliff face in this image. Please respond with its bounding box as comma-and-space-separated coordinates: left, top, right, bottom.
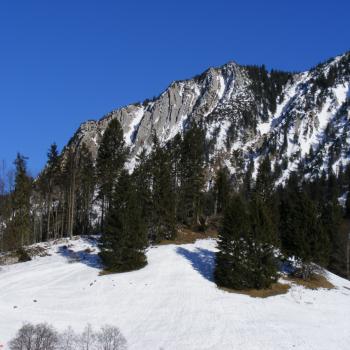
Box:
65, 51, 350, 182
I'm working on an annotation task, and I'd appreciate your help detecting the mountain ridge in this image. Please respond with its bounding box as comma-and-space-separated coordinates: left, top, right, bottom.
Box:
63, 51, 350, 184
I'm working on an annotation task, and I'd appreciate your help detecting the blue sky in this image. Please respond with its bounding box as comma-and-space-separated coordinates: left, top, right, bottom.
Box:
0, 0, 349, 175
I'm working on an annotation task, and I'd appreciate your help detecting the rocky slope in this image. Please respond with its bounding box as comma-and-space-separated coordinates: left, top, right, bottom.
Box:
66, 51, 350, 182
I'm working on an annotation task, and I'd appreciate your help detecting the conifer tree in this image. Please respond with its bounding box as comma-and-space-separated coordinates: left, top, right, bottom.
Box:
133, 149, 153, 236
215, 195, 253, 289
255, 155, 274, 203
279, 179, 330, 279
248, 198, 278, 288
96, 119, 128, 229
214, 167, 231, 215
10, 153, 32, 247
178, 123, 206, 226
149, 136, 176, 242
75, 144, 95, 235
215, 192, 279, 290
42, 143, 60, 240
99, 170, 147, 272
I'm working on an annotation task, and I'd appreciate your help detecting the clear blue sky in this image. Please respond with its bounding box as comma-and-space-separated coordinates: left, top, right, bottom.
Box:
0, 0, 349, 175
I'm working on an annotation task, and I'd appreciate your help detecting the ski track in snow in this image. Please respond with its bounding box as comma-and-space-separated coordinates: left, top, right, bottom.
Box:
0, 238, 350, 350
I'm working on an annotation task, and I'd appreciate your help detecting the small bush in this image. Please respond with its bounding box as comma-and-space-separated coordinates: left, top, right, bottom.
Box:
17, 248, 31, 262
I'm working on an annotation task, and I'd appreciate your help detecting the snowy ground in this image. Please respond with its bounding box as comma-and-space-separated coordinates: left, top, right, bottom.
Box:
0, 237, 350, 350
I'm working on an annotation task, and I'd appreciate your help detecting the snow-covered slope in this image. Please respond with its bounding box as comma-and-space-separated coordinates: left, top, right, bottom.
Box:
1, 238, 350, 349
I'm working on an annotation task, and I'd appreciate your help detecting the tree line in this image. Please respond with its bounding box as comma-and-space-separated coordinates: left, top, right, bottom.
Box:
0, 118, 349, 284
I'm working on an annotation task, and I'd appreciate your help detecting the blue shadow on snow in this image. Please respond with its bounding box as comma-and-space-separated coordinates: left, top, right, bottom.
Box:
176, 247, 216, 282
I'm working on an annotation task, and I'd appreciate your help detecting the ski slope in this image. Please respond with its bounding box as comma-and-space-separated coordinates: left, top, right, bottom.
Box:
0, 237, 350, 350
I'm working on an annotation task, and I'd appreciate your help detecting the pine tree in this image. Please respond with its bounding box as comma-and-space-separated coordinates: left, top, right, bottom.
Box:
214, 167, 231, 215
133, 149, 153, 237
322, 200, 344, 276
248, 198, 278, 288
96, 118, 128, 230
215, 195, 253, 289
75, 144, 95, 235
215, 195, 278, 290
149, 136, 176, 242
99, 170, 147, 272
10, 153, 32, 247
40, 143, 60, 240
279, 180, 330, 279
178, 123, 206, 226
255, 155, 274, 203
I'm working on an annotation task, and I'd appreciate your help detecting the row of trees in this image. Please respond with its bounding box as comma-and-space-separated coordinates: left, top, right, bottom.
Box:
1, 117, 349, 284
9, 322, 127, 350
215, 155, 349, 289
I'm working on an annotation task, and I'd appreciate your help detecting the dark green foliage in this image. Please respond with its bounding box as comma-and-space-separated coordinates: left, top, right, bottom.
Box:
214, 167, 231, 214
245, 65, 292, 115
74, 144, 96, 235
215, 196, 278, 290
178, 123, 206, 226
322, 200, 344, 276
96, 118, 129, 229
149, 136, 176, 242
255, 155, 274, 203
99, 170, 147, 273
10, 153, 32, 247
279, 178, 330, 278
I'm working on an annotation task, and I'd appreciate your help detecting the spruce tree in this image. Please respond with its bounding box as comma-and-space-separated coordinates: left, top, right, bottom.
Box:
215, 195, 253, 289
11, 153, 32, 247
96, 118, 128, 229
214, 167, 231, 215
149, 137, 176, 242
99, 170, 147, 272
215, 195, 278, 290
248, 198, 278, 288
255, 155, 274, 203
75, 144, 95, 235
178, 123, 206, 226
279, 180, 330, 279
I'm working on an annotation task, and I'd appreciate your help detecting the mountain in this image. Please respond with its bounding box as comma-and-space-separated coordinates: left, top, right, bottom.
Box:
1, 236, 350, 349
64, 51, 350, 184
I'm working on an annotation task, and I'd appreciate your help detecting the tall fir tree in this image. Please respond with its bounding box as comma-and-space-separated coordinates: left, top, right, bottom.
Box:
99, 170, 147, 272
214, 167, 231, 215
10, 153, 32, 247
75, 144, 95, 235
178, 123, 206, 226
96, 118, 129, 230
215, 195, 278, 290
149, 136, 176, 242
279, 178, 330, 279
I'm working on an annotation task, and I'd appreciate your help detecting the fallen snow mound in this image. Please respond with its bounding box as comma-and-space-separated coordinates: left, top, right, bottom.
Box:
0, 237, 350, 350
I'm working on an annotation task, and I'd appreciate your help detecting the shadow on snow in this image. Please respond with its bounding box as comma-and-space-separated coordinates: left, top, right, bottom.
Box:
57, 236, 102, 269
176, 247, 216, 282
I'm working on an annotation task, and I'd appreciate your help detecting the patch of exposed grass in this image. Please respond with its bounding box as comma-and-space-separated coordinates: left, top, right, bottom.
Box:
158, 227, 218, 245
286, 274, 335, 290
219, 283, 290, 298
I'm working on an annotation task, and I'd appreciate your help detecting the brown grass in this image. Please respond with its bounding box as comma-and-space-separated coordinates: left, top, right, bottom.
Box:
219, 282, 290, 298
158, 227, 218, 245
286, 274, 335, 290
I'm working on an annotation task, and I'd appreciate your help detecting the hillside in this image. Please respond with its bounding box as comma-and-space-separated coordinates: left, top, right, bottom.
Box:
1, 237, 350, 350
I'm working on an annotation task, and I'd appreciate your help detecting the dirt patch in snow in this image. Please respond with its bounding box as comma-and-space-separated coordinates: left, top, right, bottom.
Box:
159, 227, 218, 245
286, 274, 335, 290
219, 283, 291, 298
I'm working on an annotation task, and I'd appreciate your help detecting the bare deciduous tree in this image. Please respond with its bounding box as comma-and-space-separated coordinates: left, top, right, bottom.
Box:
96, 325, 127, 350
9, 322, 58, 350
